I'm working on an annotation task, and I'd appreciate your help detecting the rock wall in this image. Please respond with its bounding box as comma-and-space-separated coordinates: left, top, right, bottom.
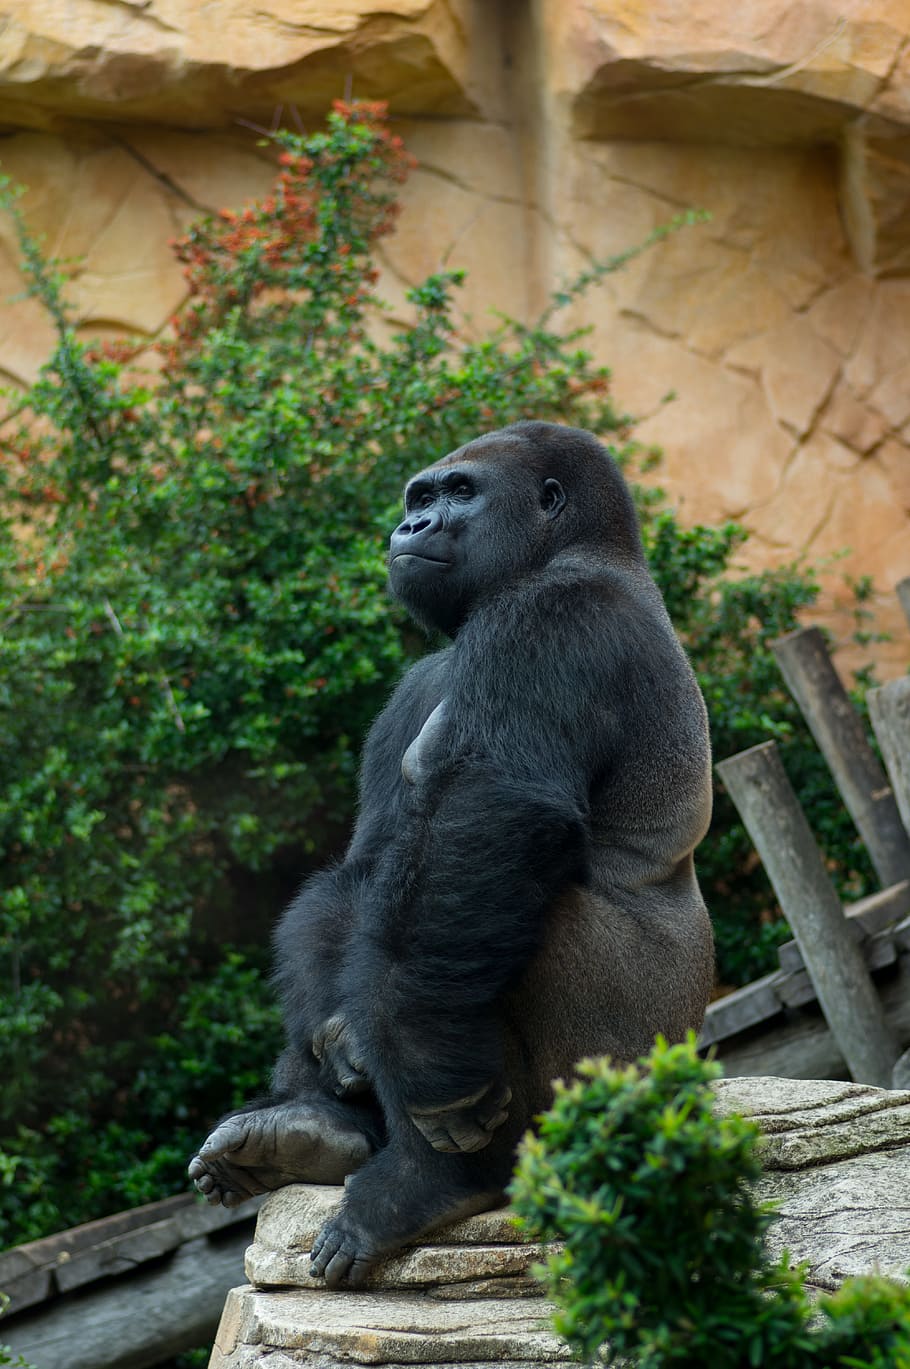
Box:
2, 1, 909, 673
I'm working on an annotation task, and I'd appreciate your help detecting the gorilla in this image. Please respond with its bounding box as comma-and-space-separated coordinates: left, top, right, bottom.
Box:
189, 421, 714, 1287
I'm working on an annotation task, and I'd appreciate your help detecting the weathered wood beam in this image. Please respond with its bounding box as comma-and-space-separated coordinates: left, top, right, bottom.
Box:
772, 626, 910, 887
1, 1227, 253, 1369
716, 741, 900, 1086
868, 675, 910, 837
776, 880, 910, 974
0, 1193, 261, 1318
715, 954, 910, 1081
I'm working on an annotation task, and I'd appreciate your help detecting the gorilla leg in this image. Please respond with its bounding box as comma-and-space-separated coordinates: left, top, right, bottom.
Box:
308, 1030, 532, 1286
190, 863, 384, 1206
309, 1112, 515, 1287
188, 1047, 384, 1206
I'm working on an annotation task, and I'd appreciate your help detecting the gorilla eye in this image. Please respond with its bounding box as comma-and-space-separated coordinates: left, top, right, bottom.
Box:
452, 482, 472, 499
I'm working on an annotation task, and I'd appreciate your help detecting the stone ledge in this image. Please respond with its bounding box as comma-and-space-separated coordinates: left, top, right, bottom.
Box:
214, 1076, 910, 1366
211, 1285, 570, 1368
246, 1185, 550, 1296
0, 0, 485, 132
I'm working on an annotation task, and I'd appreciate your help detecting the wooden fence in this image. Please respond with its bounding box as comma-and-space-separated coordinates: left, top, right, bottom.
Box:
705, 575, 910, 1088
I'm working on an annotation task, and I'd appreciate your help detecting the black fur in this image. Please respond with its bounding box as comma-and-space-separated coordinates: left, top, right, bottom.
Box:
193, 422, 715, 1285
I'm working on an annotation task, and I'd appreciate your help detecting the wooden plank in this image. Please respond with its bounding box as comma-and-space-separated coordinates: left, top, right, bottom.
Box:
54, 1196, 262, 1296
698, 972, 786, 1047
0, 1194, 262, 1316
893, 914, 910, 951
776, 880, 910, 974
716, 740, 900, 1086
868, 676, 910, 837
846, 880, 910, 933
1, 1228, 254, 1369
772, 626, 910, 887
777, 932, 898, 1008
706, 916, 910, 1049
0, 1196, 192, 1316
715, 952, 910, 1082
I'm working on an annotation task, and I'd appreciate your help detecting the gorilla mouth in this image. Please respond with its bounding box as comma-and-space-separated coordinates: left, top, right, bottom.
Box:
391, 553, 449, 567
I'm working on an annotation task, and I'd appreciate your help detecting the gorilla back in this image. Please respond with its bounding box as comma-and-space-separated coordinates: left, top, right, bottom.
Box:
189, 422, 714, 1288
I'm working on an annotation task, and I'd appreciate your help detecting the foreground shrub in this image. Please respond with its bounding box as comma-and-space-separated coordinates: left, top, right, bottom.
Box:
0, 103, 874, 1242
511, 1038, 910, 1368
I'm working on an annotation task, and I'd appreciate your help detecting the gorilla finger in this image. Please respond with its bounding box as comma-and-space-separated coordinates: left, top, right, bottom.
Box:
347, 1256, 373, 1290
323, 1248, 355, 1288
448, 1125, 494, 1153
310, 1233, 331, 1276
476, 1084, 512, 1126
482, 1107, 510, 1133
333, 1070, 369, 1098
193, 1170, 215, 1193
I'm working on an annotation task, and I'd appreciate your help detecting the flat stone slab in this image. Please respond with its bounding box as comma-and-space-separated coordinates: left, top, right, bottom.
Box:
709, 1077, 910, 1290
212, 1286, 570, 1368
714, 1075, 910, 1168
212, 1076, 910, 1366
247, 1188, 546, 1294
253, 1187, 519, 1253
755, 1150, 910, 1289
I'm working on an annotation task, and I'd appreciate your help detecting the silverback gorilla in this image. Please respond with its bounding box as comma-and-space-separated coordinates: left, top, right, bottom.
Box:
189, 422, 714, 1287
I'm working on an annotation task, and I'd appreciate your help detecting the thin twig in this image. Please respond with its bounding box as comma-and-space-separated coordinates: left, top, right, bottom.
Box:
103, 597, 186, 734
102, 597, 124, 636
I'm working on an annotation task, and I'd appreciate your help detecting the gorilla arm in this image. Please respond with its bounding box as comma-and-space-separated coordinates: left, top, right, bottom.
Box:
272, 652, 450, 1099
340, 574, 614, 1151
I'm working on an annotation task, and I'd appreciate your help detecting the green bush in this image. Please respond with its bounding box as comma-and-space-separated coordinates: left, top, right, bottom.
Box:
0, 101, 876, 1244
511, 1038, 910, 1368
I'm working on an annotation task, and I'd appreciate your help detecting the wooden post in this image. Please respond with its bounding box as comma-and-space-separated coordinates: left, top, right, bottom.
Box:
716, 741, 900, 1087
772, 626, 910, 887
897, 576, 910, 631
868, 676, 910, 837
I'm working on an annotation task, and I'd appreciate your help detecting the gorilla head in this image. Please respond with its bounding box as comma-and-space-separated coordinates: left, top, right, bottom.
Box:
387, 422, 645, 635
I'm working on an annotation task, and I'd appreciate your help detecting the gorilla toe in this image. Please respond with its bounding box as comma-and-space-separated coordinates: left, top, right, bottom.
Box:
310, 1213, 382, 1289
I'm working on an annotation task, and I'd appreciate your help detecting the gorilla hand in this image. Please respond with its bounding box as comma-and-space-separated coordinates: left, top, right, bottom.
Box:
312, 1014, 369, 1098
408, 1079, 512, 1153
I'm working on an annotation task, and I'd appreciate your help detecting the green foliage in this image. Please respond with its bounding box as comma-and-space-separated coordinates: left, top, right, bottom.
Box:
0, 951, 283, 1244
0, 101, 876, 1245
511, 1038, 910, 1367
0, 1298, 32, 1369
170, 1350, 210, 1369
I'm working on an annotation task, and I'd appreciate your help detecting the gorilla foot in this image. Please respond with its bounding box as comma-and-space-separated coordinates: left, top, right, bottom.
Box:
308, 1148, 505, 1289
188, 1101, 372, 1207
309, 1209, 385, 1289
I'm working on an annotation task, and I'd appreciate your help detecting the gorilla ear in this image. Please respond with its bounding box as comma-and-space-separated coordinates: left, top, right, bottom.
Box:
540, 478, 566, 519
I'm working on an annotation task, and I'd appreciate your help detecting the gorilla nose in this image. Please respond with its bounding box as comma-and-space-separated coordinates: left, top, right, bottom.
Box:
396, 510, 442, 538
390, 509, 444, 558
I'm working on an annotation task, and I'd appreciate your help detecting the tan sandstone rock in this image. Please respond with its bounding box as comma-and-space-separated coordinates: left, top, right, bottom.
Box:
0, 1, 491, 131
1, 0, 909, 672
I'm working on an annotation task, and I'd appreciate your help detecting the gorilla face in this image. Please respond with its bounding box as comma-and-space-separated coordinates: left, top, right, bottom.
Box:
388, 457, 567, 636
